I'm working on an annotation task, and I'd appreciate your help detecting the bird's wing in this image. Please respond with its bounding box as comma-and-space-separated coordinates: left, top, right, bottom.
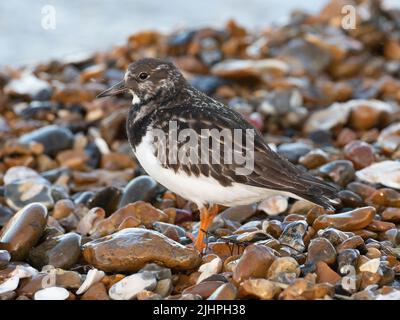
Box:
151, 93, 339, 209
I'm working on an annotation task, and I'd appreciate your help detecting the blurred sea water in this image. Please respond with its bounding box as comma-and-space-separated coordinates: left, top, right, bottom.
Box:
1, 0, 329, 66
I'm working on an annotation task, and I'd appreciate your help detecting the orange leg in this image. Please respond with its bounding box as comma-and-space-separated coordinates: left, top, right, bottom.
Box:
194, 204, 219, 252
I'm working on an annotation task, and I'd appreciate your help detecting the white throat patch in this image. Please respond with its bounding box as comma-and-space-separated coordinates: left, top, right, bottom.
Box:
129, 90, 141, 105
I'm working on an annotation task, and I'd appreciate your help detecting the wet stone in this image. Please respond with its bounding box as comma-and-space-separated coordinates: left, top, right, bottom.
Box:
279, 221, 308, 252
0, 205, 14, 227
382, 208, 400, 223
82, 228, 201, 273
233, 244, 275, 284
306, 237, 337, 265
277, 142, 312, 164
318, 228, 349, 246
317, 160, 355, 187
52, 199, 75, 220
313, 206, 376, 231
91, 201, 168, 237
28, 232, 81, 269
207, 282, 237, 300
0, 203, 48, 261
81, 282, 110, 300
299, 149, 329, 169
219, 204, 257, 223
87, 186, 122, 216
267, 257, 300, 279
118, 176, 160, 208
182, 281, 225, 299
338, 190, 364, 208
344, 140, 375, 169
19, 125, 74, 157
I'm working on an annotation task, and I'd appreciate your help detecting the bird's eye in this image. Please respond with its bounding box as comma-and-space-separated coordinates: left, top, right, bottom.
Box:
138, 72, 149, 81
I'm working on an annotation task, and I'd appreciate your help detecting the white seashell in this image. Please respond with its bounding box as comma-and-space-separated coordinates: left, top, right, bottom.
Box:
197, 257, 223, 284
76, 268, 105, 295
0, 276, 20, 294
356, 161, 400, 190
109, 272, 156, 300
10, 265, 38, 279
34, 287, 69, 300
359, 258, 380, 273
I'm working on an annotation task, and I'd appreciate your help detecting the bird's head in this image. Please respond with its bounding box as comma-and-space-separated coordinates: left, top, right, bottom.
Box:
97, 58, 185, 105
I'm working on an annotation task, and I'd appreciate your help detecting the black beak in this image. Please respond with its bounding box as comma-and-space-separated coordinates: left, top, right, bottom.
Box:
97, 80, 127, 98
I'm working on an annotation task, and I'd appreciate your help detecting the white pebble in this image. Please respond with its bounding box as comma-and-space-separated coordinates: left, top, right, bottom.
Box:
34, 287, 69, 300
109, 272, 156, 300
0, 276, 19, 295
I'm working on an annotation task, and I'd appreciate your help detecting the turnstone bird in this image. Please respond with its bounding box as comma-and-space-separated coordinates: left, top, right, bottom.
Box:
98, 58, 339, 251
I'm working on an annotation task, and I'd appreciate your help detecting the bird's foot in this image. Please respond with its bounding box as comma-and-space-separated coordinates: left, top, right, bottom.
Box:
194, 204, 219, 253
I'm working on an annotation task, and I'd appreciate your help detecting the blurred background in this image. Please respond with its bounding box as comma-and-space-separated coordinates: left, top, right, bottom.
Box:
0, 0, 331, 66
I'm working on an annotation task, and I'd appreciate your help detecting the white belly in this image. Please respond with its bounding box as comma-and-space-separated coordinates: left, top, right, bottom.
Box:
134, 131, 299, 208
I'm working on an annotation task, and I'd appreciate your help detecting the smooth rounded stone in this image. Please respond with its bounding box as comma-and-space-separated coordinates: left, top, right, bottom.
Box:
299, 149, 329, 169
118, 176, 160, 208
182, 280, 225, 299
0, 205, 14, 227
317, 160, 355, 186
318, 228, 349, 246
55, 269, 82, 289
28, 233, 81, 269
73, 191, 95, 206
52, 199, 75, 220
34, 287, 69, 300
338, 190, 364, 208
377, 122, 400, 153
233, 244, 275, 284
154, 278, 173, 297
0, 250, 11, 269
366, 247, 381, 259
87, 186, 122, 216
367, 188, 400, 207
349, 101, 393, 131
279, 221, 308, 252
239, 279, 281, 300
315, 261, 341, 285
382, 208, 400, 223
347, 182, 376, 200
267, 257, 300, 279
81, 282, 110, 300
109, 271, 157, 300
336, 236, 366, 253
277, 142, 312, 164
207, 282, 237, 300
19, 125, 74, 156
279, 274, 333, 300
0, 203, 48, 260
306, 237, 337, 265
138, 263, 172, 280
76, 269, 105, 295
381, 229, 400, 245
337, 249, 360, 275
262, 220, 283, 238
356, 161, 400, 190
91, 201, 168, 237
82, 228, 202, 273
197, 257, 223, 284
313, 206, 376, 231
290, 200, 317, 215
4, 167, 54, 211
219, 204, 257, 223
76, 207, 105, 236
344, 140, 375, 169
153, 221, 186, 242
367, 220, 395, 233
258, 195, 288, 216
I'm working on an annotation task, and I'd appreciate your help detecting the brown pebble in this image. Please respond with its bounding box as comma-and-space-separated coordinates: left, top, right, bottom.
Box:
313, 207, 376, 231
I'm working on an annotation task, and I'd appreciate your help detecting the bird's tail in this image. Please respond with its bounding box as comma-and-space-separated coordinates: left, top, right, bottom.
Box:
292, 174, 341, 211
